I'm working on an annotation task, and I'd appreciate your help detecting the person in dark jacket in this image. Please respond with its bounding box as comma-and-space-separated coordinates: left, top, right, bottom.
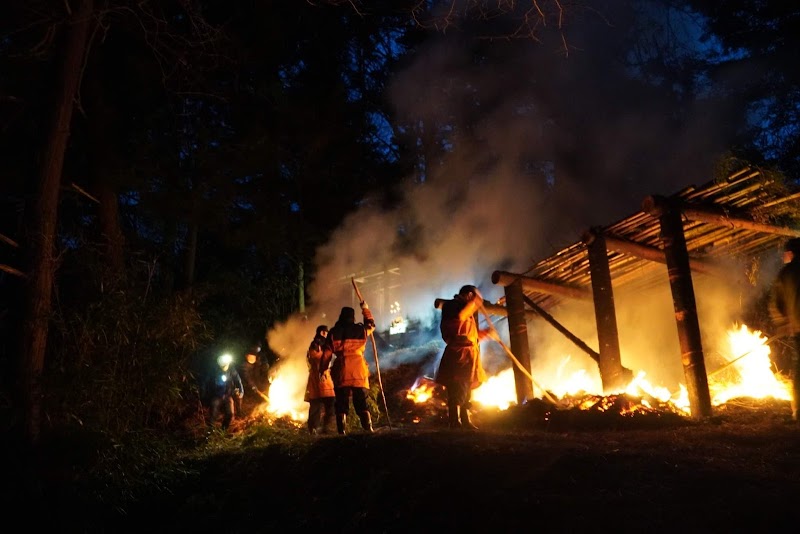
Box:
240, 343, 271, 417
305, 325, 335, 435
769, 237, 800, 422
207, 353, 244, 430
434, 284, 493, 430
323, 303, 376, 434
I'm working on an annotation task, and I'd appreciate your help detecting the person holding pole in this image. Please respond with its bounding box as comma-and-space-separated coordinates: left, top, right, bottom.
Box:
324, 301, 377, 434
434, 284, 494, 430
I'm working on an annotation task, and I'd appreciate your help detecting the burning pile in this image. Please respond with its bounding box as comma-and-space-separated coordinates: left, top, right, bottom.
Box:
250, 322, 791, 431
404, 323, 792, 425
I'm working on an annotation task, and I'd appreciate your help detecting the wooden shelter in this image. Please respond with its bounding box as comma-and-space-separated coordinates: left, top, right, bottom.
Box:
487, 165, 800, 418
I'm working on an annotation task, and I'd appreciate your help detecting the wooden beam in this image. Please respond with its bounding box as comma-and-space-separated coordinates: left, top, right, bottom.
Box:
481, 302, 542, 323
439, 300, 540, 325
682, 205, 800, 236
584, 229, 730, 278
521, 295, 600, 364
492, 270, 591, 300
643, 195, 800, 238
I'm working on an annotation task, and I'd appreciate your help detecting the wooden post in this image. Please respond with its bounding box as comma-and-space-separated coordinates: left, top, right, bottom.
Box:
584, 229, 628, 392
643, 195, 713, 419
503, 280, 534, 403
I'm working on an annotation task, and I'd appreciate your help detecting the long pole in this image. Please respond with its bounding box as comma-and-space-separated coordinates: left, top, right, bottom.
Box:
476, 302, 560, 406
351, 277, 392, 428
707, 334, 780, 379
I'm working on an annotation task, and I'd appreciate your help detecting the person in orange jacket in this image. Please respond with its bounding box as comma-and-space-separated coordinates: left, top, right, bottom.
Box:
305, 325, 335, 435
324, 302, 376, 434
434, 284, 492, 430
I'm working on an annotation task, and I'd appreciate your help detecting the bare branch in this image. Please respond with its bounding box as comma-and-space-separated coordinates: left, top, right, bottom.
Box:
0, 232, 19, 248
0, 264, 27, 278
69, 182, 100, 203
29, 23, 57, 57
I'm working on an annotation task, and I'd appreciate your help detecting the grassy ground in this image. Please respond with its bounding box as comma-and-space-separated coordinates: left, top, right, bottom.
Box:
14, 395, 800, 533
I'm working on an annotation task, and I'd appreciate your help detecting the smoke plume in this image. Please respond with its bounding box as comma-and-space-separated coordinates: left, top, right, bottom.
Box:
266, 5, 770, 406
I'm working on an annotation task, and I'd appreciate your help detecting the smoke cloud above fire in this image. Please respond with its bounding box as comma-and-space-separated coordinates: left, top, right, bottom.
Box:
266, 4, 778, 403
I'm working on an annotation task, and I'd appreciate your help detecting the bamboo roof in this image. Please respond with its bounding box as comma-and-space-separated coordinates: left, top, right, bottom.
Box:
497, 166, 800, 311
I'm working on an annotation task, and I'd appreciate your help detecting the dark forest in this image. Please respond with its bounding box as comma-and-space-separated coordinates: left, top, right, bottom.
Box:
2, 1, 800, 530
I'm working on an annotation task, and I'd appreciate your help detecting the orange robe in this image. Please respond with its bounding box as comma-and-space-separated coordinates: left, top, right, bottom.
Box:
305, 335, 335, 402
435, 298, 487, 390
327, 313, 373, 390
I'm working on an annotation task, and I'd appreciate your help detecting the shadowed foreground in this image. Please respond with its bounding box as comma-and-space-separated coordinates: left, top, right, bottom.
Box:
20, 399, 800, 533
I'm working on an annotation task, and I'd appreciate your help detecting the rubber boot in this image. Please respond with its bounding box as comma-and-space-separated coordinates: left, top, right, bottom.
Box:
359, 411, 374, 433
460, 406, 478, 431
322, 411, 336, 434
336, 414, 347, 435
307, 413, 318, 435
448, 403, 461, 429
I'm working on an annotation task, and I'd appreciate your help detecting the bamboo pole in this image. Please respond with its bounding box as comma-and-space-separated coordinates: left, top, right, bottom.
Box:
476, 302, 560, 406
351, 277, 391, 428
492, 270, 592, 300
521, 295, 600, 363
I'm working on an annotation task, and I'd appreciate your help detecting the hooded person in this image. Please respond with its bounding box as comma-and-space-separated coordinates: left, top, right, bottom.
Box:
769, 237, 800, 422
323, 303, 376, 434
304, 325, 335, 435
434, 284, 491, 430
240, 343, 271, 417
207, 353, 244, 431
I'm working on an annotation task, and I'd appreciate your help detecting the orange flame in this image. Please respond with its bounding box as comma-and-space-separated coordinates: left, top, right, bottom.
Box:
406, 323, 791, 417
406, 377, 437, 403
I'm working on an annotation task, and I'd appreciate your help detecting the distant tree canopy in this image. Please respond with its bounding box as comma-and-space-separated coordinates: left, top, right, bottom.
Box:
0, 0, 412, 442
685, 0, 800, 177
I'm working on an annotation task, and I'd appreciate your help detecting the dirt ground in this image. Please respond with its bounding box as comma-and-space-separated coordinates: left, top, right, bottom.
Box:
31, 395, 798, 533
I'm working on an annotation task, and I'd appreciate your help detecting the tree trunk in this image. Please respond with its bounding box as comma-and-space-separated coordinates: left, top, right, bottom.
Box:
20, 0, 94, 446
97, 180, 125, 277
87, 64, 125, 279
184, 220, 198, 290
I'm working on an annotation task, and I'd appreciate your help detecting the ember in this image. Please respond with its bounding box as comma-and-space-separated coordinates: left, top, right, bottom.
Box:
406, 376, 437, 403
262, 374, 306, 420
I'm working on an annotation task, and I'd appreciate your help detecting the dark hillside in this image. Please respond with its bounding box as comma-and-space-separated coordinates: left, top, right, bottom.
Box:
17, 398, 800, 533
